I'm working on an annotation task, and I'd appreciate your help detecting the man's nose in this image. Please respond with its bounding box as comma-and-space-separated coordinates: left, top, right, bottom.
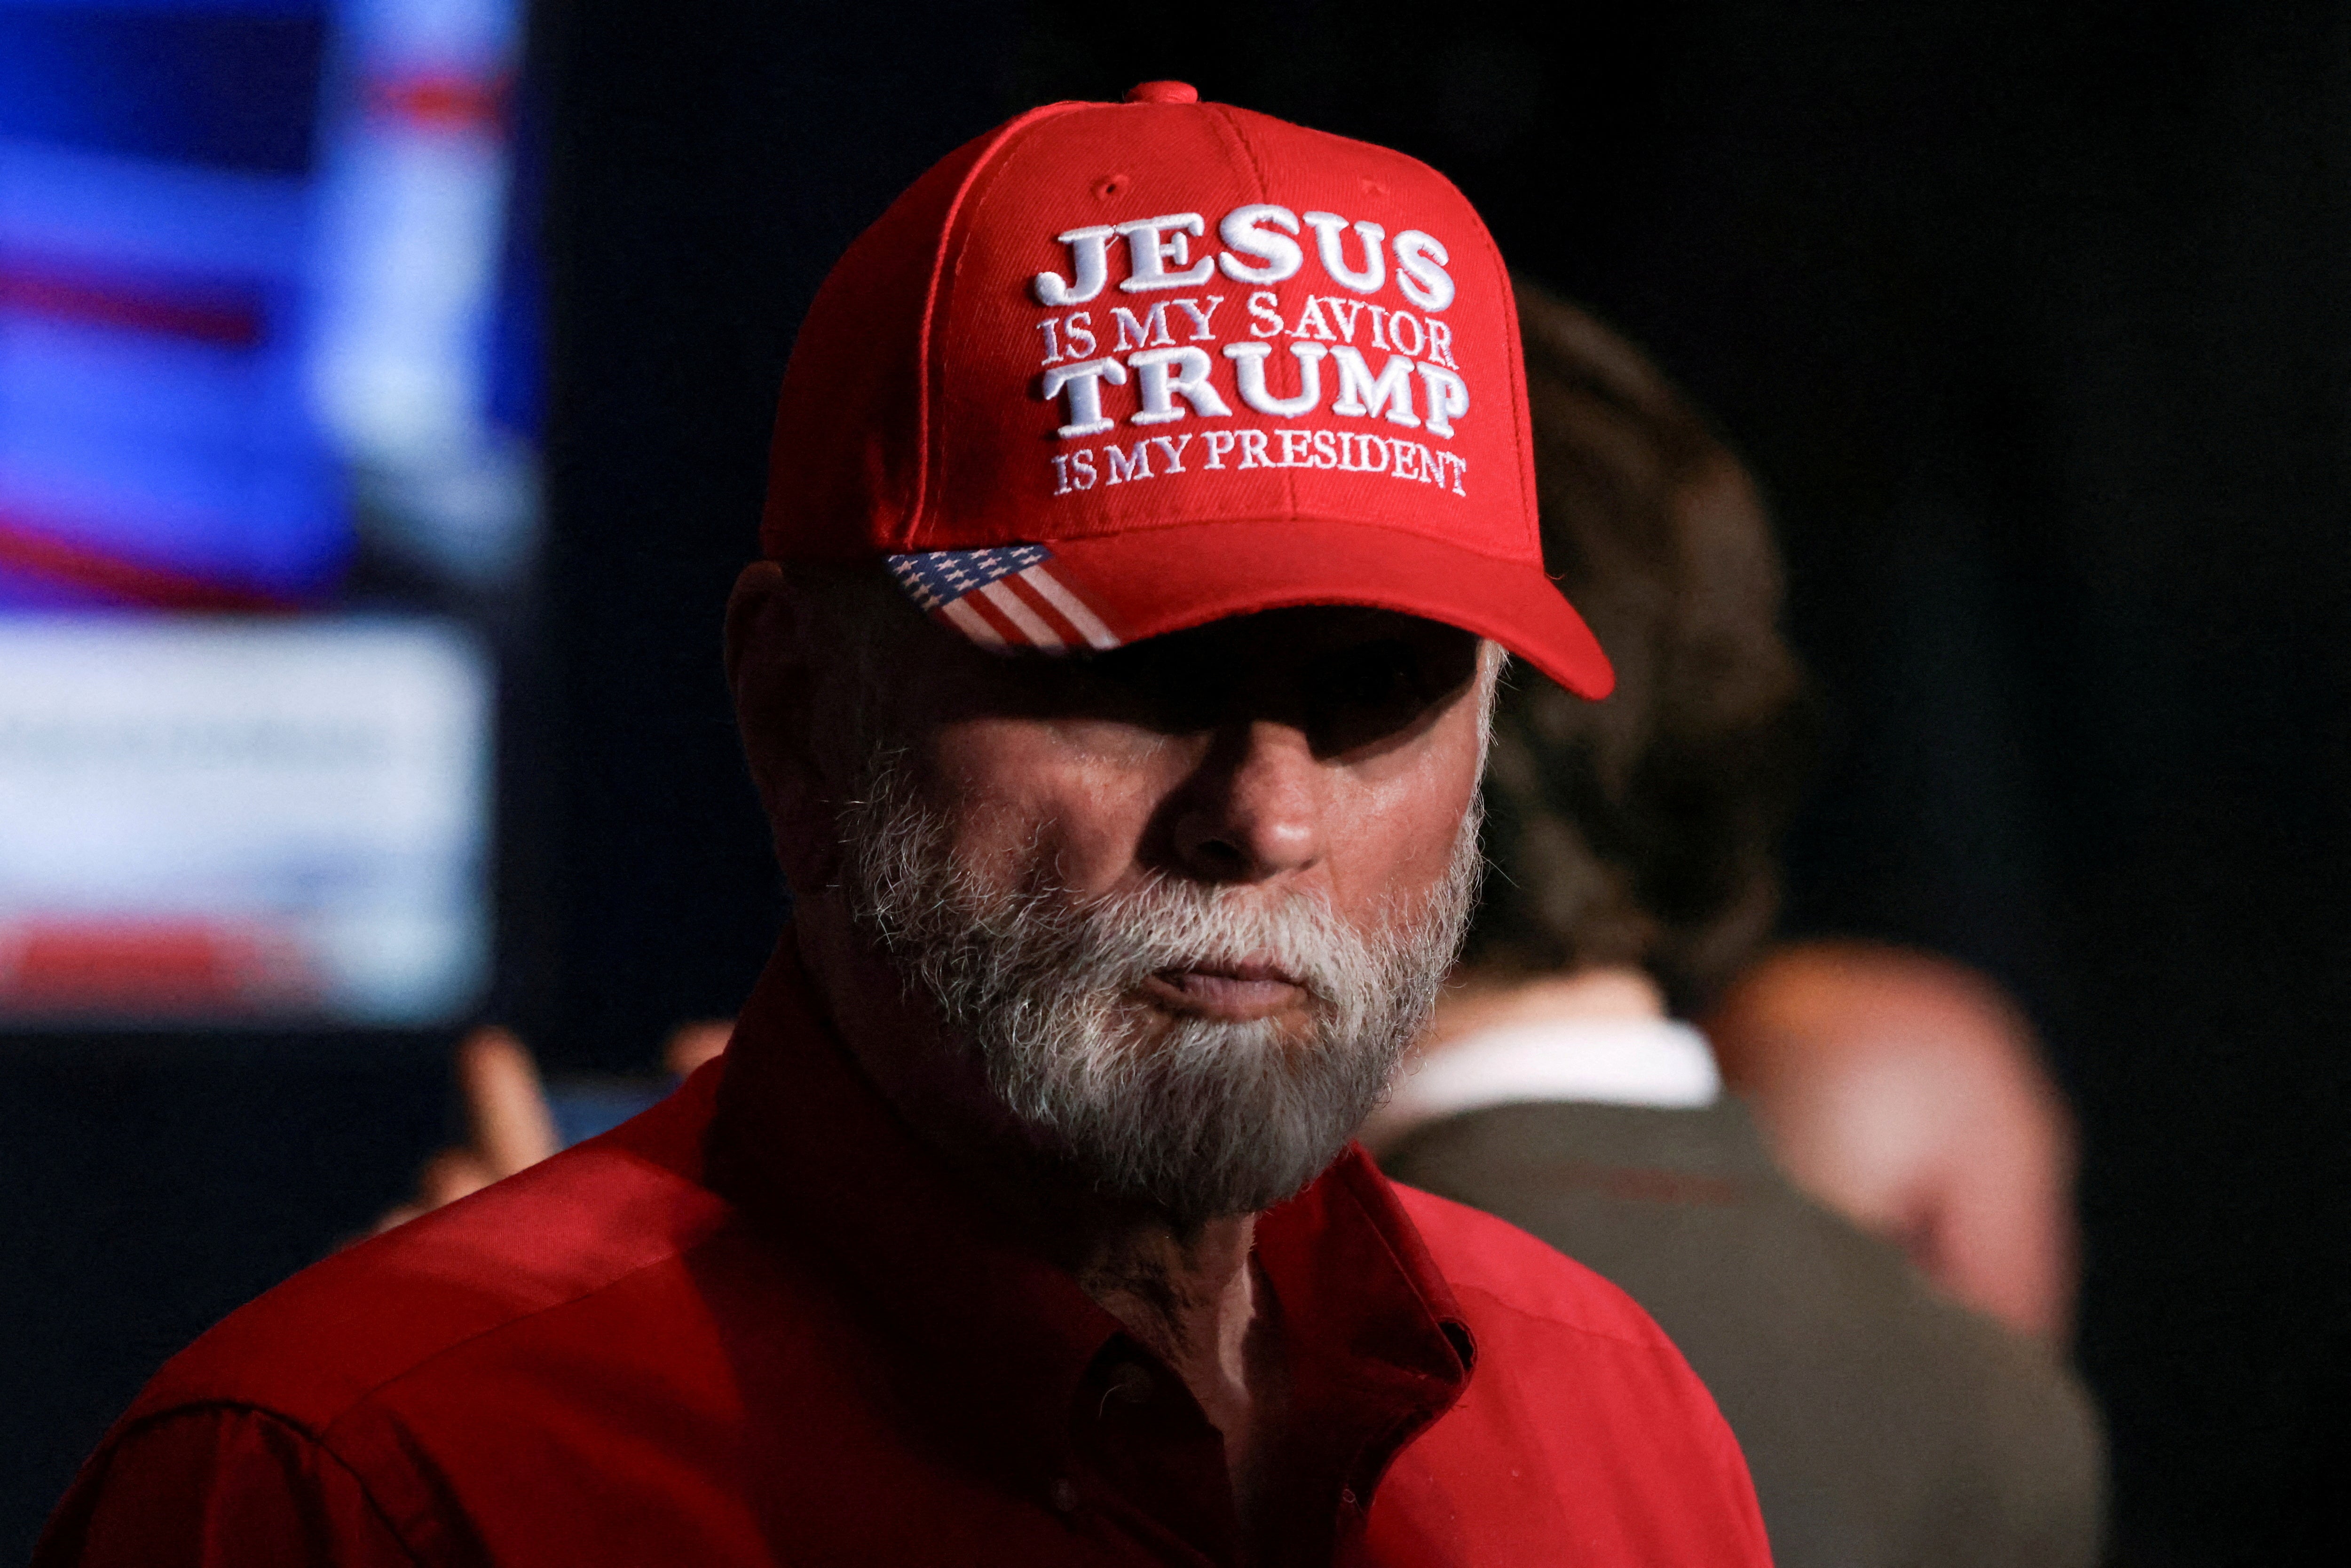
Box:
1169, 719, 1325, 883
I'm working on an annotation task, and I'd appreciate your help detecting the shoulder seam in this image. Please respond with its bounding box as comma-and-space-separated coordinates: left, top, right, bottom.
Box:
144, 1182, 732, 1440
312, 1213, 736, 1441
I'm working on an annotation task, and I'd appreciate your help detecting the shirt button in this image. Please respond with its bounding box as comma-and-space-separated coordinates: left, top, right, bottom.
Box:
1050, 1478, 1081, 1513
1340, 1486, 1359, 1510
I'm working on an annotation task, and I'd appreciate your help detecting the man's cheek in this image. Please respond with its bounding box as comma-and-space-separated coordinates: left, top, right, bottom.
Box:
948, 794, 1128, 905
936, 792, 1059, 896
1020, 751, 1169, 898
1353, 780, 1468, 883
1039, 805, 1152, 901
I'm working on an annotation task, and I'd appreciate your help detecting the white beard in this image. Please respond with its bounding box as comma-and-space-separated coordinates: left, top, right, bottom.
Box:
839, 756, 1483, 1225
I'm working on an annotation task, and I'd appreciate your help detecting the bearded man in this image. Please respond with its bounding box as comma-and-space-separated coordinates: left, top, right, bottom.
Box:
37, 84, 1769, 1567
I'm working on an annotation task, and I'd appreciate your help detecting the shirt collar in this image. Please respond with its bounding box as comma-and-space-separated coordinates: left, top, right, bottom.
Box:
1379, 1013, 1722, 1145
704, 934, 1475, 1512
1254, 1143, 1480, 1502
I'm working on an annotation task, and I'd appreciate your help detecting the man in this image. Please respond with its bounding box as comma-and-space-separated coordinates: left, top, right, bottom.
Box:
1368, 285, 2103, 1568
37, 85, 1768, 1565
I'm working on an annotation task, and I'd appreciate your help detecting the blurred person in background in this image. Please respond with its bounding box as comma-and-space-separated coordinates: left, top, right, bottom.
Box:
37, 88, 1772, 1566
1366, 282, 2105, 1568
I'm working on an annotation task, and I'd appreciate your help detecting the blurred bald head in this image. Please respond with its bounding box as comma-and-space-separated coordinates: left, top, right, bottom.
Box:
1709, 940, 2079, 1342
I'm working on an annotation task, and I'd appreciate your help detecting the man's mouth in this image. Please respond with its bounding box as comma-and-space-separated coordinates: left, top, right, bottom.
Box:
1139, 961, 1311, 1022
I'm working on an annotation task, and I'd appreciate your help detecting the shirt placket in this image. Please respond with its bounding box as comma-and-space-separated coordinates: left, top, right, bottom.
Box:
1059, 1338, 1245, 1565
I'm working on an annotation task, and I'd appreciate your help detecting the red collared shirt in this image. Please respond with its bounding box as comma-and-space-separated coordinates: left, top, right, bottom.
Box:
37, 942, 1770, 1566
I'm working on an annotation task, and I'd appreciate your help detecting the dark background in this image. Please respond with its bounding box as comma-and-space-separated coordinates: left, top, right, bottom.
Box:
8, 3, 2349, 1563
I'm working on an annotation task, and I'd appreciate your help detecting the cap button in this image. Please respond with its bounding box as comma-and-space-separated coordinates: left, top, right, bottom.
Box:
1123, 80, 1198, 105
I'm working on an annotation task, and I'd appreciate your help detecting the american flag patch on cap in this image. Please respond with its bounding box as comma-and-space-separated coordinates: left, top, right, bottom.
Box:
885, 545, 1120, 652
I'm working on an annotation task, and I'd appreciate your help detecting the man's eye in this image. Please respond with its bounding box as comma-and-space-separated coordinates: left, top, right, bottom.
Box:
1312, 644, 1440, 747
1072, 649, 1222, 729
1340, 656, 1415, 708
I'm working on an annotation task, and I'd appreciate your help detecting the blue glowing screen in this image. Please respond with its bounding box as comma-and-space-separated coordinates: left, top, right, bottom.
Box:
0, 0, 535, 610
0, 0, 528, 1024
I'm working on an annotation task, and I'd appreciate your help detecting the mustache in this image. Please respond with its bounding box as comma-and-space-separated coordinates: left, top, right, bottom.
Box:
1001, 874, 1379, 1014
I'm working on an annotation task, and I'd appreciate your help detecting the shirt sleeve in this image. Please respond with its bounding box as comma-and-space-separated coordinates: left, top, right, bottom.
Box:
33, 1405, 422, 1568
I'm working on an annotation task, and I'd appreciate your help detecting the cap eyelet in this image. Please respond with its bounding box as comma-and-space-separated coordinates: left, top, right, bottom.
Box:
1093, 174, 1128, 201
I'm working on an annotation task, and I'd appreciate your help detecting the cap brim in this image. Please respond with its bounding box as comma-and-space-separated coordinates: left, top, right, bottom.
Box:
930, 518, 1612, 699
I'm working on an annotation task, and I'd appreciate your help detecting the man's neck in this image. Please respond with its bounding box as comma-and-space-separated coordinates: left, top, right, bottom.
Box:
1075, 1210, 1262, 1394
1080, 1215, 1292, 1550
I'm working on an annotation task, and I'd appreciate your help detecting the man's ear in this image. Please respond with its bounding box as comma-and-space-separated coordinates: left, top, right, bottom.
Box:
724, 560, 831, 883
724, 559, 790, 699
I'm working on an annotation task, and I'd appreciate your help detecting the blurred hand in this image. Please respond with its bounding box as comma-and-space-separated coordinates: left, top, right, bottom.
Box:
663, 1019, 732, 1077
374, 1026, 560, 1233
1707, 941, 2080, 1343
372, 1020, 734, 1236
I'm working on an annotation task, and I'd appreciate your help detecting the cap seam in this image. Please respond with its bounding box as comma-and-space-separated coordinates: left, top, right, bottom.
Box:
913, 101, 1091, 553
1199, 106, 1541, 552
1203, 103, 1299, 528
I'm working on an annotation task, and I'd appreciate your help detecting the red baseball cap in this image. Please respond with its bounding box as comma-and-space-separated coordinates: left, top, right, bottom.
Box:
761, 81, 1614, 699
